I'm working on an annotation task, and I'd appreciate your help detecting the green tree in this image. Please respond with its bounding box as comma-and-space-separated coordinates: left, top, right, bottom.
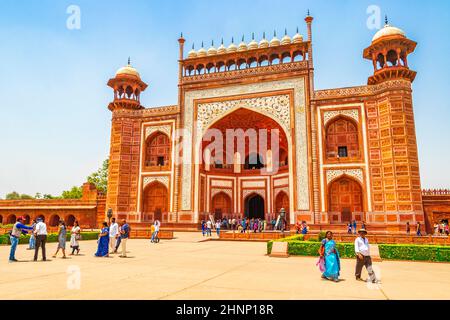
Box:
87, 158, 109, 194
61, 186, 83, 199
5, 192, 34, 200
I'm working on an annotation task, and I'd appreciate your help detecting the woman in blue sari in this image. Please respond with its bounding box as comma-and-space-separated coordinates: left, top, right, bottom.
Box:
95, 222, 110, 257
320, 231, 340, 282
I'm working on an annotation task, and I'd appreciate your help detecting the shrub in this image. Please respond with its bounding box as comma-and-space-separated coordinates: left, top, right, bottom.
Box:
318, 231, 327, 242
379, 244, 450, 262
0, 231, 100, 246
267, 239, 355, 258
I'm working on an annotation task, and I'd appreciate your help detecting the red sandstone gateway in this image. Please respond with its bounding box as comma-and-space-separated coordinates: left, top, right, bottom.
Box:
1, 15, 449, 235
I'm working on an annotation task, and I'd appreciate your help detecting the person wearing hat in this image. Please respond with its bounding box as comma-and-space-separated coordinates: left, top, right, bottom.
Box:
354, 228, 377, 283
9, 216, 34, 262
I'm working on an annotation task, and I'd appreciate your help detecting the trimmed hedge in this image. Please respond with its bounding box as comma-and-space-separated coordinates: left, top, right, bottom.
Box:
379, 244, 450, 262
267, 240, 355, 258
0, 231, 100, 246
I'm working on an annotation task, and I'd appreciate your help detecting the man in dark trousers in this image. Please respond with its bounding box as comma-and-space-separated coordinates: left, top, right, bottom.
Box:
34, 217, 48, 261
354, 229, 377, 283
9, 216, 34, 262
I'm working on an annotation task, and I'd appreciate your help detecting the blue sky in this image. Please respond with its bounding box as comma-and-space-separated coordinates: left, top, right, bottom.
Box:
0, 0, 449, 197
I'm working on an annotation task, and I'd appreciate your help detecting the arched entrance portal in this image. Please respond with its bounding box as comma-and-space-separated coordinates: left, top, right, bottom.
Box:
211, 192, 231, 220
49, 215, 61, 227
244, 194, 265, 220
275, 191, 290, 224
66, 215, 76, 226
329, 177, 363, 223
143, 182, 168, 222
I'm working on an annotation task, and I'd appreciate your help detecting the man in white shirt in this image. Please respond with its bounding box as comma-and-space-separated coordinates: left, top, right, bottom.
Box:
354, 229, 377, 283
109, 218, 119, 254
33, 217, 48, 262
206, 220, 212, 237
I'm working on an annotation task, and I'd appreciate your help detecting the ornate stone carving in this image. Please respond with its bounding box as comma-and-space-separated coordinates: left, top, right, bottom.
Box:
211, 188, 233, 199
242, 180, 266, 188
211, 180, 233, 188
197, 94, 291, 134
314, 79, 412, 100
145, 125, 171, 140
274, 187, 289, 198
181, 78, 309, 211
182, 61, 308, 84
274, 177, 289, 187
143, 176, 170, 189
326, 169, 364, 185
242, 189, 266, 200
323, 109, 359, 126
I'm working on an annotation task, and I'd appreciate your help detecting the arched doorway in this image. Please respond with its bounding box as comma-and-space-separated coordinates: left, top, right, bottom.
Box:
326, 117, 360, 159
244, 194, 265, 220
143, 182, 168, 222
329, 177, 363, 223
66, 215, 76, 227
275, 191, 290, 224
0, 215, 3, 224
49, 215, 61, 227
6, 215, 16, 225
211, 192, 231, 220
145, 132, 171, 168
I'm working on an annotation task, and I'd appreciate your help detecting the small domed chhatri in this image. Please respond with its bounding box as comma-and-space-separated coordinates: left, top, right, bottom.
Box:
270, 31, 281, 47
238, 36, 248, 52
259, 32, 269, 48
372, 17, 406, 42
207, 41, 217, 56
292, 27, 304, 43
217, 39, 227, 55
116, 58, 141, 79
281, 29, 291, 45
248, 33, 258, 50
227, 38, 238, 53
197, 42, 207, 57
187, 44, 197, 59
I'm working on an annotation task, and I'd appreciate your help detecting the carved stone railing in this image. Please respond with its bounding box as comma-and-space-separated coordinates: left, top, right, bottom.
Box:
422, 189, 450, 196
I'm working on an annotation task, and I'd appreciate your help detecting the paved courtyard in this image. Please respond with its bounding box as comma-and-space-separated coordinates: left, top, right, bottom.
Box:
0, 232, 449, 300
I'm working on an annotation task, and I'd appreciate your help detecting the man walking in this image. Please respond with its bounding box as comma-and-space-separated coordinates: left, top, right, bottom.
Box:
34, 217, 48, 262
206, 219, 212, 237
9, 216, 34, 262
355, 229, 377, 283
119, 219, 130, 258
109, 218, 119, 254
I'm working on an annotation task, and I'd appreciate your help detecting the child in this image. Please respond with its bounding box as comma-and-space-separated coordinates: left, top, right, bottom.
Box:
150, 224, 156, 243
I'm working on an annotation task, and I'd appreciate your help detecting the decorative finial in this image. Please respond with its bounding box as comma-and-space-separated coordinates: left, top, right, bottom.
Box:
285, 28, 287, 36
252, 32, 255, 40
307, 9, 310, 16
201, 41, 204, 48
128, 56, 131, 66
232, 37, 234, 43
385, 15, 389, 25
211, 40, 214, 46
274, 30, 277, 37
263, 31, 266, 39
242, 35, 245, 42
296, 27, 299, 33
180, 32, 183, 38
192, 43, 195, 50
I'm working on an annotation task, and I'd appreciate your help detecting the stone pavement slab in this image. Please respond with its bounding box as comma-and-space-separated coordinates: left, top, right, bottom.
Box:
0, 232, 449, 300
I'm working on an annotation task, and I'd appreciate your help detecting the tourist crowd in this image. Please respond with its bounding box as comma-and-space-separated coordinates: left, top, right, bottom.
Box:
200, 216, 295, 237
7, 216, 132, 262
